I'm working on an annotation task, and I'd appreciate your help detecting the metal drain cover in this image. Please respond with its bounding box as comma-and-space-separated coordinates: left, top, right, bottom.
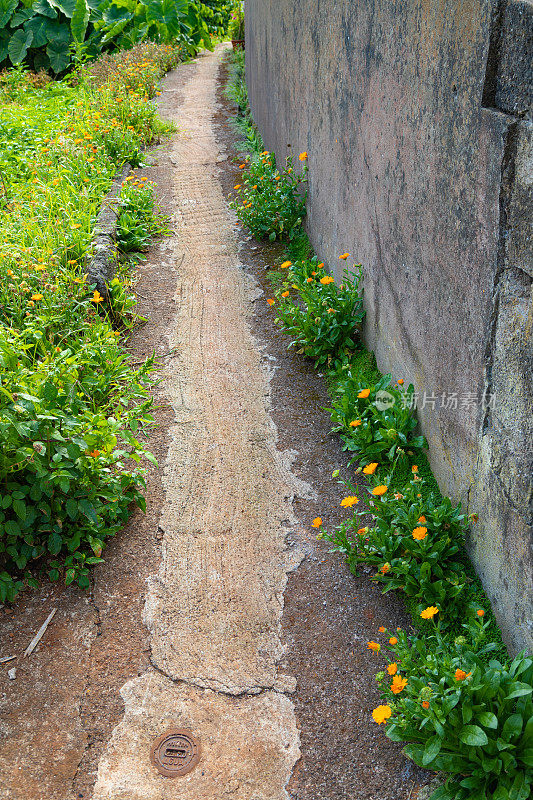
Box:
150, 729, 201, 778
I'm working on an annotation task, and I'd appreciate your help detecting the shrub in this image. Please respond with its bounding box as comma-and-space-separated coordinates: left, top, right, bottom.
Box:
272, 257, 365, 368
117, 177, 168, 253
230, 151, 307, 240
371, 615, 533, 800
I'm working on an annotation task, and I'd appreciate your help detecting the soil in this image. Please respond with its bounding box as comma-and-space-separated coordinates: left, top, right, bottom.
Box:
0, 47, 434, 800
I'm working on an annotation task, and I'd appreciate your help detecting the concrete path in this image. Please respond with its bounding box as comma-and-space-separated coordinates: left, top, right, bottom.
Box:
92, 44, 308, 800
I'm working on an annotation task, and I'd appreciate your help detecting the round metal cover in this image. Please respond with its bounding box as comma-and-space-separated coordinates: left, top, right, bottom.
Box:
150, 729, 201, 778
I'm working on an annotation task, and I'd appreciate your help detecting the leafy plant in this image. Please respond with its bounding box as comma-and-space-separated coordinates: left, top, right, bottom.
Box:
116, 177, 168, 252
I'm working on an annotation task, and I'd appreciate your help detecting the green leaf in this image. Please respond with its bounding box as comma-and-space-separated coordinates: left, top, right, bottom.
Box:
505, 684, 533, 700
71, 0, 89, 41
13, 498, 26, 521
78, 498, 97, 524
46, 40, 70, 72
478, 711, 499, 729
66, 499, 78, 521
48, 0, 76, 17
33, 0, 58, 18
65, 568, 76, 586
422, 735, 443, 765
8, 28, 33, 65
502, 714, 523, 741
47, 531, 62, 555
519, 748, 533, 767
0, 0, 17, 29
459, 724, 489, 747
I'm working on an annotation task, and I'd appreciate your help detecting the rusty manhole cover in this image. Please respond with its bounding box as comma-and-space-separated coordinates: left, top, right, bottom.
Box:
150, 729, 201, 778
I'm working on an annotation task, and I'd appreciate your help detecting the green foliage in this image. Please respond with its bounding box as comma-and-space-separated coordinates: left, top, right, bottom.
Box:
375, 616, 533, 800
230, 152, 307, 240
272, 257, 365, 368
117, 177, 168, 252
227, 1, 243, 39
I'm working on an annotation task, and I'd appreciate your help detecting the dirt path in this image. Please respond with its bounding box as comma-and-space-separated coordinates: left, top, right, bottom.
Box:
0, 46, 432, 800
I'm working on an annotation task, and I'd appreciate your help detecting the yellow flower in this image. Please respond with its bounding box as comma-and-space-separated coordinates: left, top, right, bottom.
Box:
349, 420, 362, 427
372, 705, 392, 724
234, 184, 242, 189
92, 290, 104, 304
357, 388, 370, 398
31, 293, 43, 301
320, 275, 335, 285
339, 253, 349, 260
72, 223, 81, 229
420, 606, 439, 620
280, 260, 292, 269
412, 526, 428, 541
299, 151, 308, 161
363, 463, 378, 475
391, 674, 408, 694
367, 641, 380, 653
311, 517, 322, 528
340, 496, 359, 508
372, 485, 388, 496
387, 662, 398, 676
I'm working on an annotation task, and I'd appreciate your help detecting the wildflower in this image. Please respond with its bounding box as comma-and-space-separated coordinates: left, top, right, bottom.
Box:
316, 263, 324, 269
422, 701, 430, 709
280, 260, 292, 269
320, 275, 335, 285
327, 308, 336, 313
239, 163, 246, 169
339, 253, 349, 260
372, 485, 388, 496
311, 518, 322, 528
357, 388, 370, 398
454, 669, 468, 681
92, 290, 104, 304
372, 705, 392, 724
387, 663, 398, 676
389, 637, 398, 645
418, 515, 426, 523
380, 563, 391, 574
391, 674, 407, 694
420, 606, 439, 620
234, 184, 241, 189
349, 420, 362, 427
357, 527, 367, 536
340, 496, 359, 508
281, 291, 290, 298
299, 151, 308, 161
306, 277, 313, 283
31, 293, 43, 301
412, 526, 427, 541
363, 463, 378, 475
266, 298, 275, 306
367, 641, 380, 653
378, 626, 386, 633
398, 378, 404, 385
477, 609, 485, 617
394, 492, 404, 500
88, 449, 100, 458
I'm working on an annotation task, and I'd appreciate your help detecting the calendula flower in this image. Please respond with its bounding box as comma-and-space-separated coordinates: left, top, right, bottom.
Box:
380, 563, 391, 574
378, 626, 386, 633
88, 449, 100, 458
350, 419, 362, 427
420, 606, 439, 620
372, 705, 392, 724
234, 184, 242, 189
372, 485, 388, 496
363, 463, 378, 475
31, 293, 43, 301
387, 662, 398, 676
280, 260, 292, 268
454, 669, 468, 681
357, 388, 370, 398
339, 253, 349, 260
412, 526, 427, 540
311, 517, 322, 528
418, 515, 426, 523
367, 641, 380, 653
266, 298, 275, 306
92, 290, 104, 304
391, 674, 407, 694
281, 291, 289, 297
477, 609, 485, 617
239, 163, 246, 169
357, 527, 367, 536
422, 700, 430, 709
389, 636, 398, 645
412, 465, 419, 473
320, 275, 335, 285
299, 151, 308, 161
306, 277, 313, 283
340, 496, 359, 508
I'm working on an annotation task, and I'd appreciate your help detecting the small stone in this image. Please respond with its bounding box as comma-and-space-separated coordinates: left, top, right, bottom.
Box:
7, 668, 16, 680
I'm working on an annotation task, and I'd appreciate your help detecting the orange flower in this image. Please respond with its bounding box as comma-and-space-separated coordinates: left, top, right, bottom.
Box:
357, 388, 370, 398
349, 420, 362, 427
311, 517, 322, 528
418, 515, 427, 523
320, 275, 335, 285
412, 526, 427, 541
266, 298, 275, 306
340, 496, 359, 508
363, 463, 378, 475
92, 290, 104, 304
387, 662, 398, 676
477, 609, 485, 617
239, 163, 246, 168
389, 636, 398, 645
280, 260, 292, 268
316, 263, 324, 269
422, 701, 430, 709
420, 606, 439, 620
339, 253, 349, 260
88, 449, 100, 458
372, 485, 388, 496
380, 563, 391, 574
412, 465, 418, 473
394, 492, 404, 500
367, 641, 381, 653
378, 626, 386, 633
299, 151, 308, 161
306, 277, 313, 282
281, 291, 290, 297
372, 705, 392, 724
397, 378, 404, 385
234, 184, 242, 189
455, 669, 467, 681
357, 527, 367, 536
391, 674, 408, 694
31, 293, 43, 301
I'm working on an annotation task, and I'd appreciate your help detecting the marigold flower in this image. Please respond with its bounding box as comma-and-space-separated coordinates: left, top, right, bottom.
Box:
380, 563, 391, 574
398, 378, 404, 385
280, 260, 292, 269
372, 485, 388, 496
299, 151, 308, 161
316, 263, 324, 269
412, 526, 427, 540
281, 291, 290, 297
239, 163, 246, 168
357, 388, 370, 398
418, 515, 426, 523
367, 641, 380, 653
266, 298, 275, 306
357, 527, 367, 536
311, 517, 322, 528
339, 253, 349, 260
389, 636, 398, 645
391, 674, 407, 694
349, 420, 362, 427
477, 609, 485, 617
372, 704, 392, 724
363, 463, 378, 475
31, 293, 43, 301
340, 496, 359, 508
378, 626, 386, 633
234, 184, 241, 189
454, 669, 468, 681
320, 275, 335, 285
420, 606, 439, 620
306, 277, 313, 282
422, 700, 430, 709
92, 290, 104, 304
387, 662, 398, 676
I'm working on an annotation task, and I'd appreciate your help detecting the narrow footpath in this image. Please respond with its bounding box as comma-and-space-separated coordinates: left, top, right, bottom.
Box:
0, 46, 431, 800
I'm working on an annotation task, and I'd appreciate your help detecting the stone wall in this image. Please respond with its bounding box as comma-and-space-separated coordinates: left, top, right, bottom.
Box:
245, 0, 533, 653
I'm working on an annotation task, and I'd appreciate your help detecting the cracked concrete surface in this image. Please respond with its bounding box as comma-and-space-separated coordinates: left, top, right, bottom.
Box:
93, 45, 305, 799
